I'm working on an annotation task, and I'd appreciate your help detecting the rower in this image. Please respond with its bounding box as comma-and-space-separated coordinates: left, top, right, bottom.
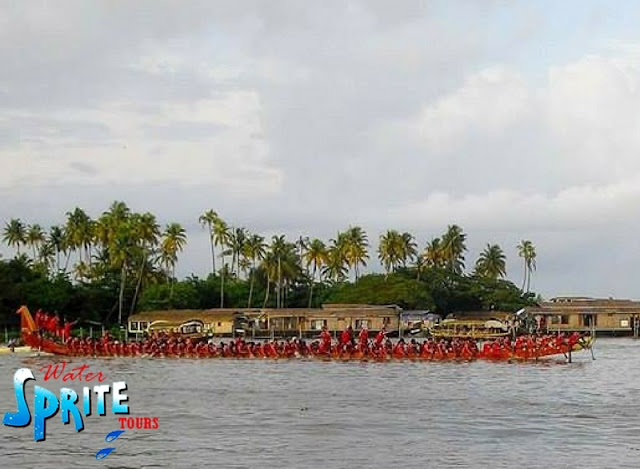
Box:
375, 326, 387, 347
358, 326, 369, 352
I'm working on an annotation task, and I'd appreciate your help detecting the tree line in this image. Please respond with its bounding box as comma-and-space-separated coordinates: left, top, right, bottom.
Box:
0, 202, 538, 329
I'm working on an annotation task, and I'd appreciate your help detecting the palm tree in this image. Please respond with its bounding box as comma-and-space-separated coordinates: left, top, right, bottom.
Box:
475, 244, 507, 279
94, 201, 133, 324
65, 207, 93, 265
297, 236, 310, 274
2, 218, 26, 254
49, 225, 65, 272
229, 227, 248, 277
38, 242, 56, 275
517, 240, 537, 293
161, 223, 188, 298
198, 209, 219, 275
110, 222, 133, 325
26, 224, 45, 260
441, 224, 467, 274
378, 230, 403, 275
323, 236, 348, 283
212, 218, 231, 307
423, 237, 446, 268
244, 234, 267, 308
344, 226, 369, 280
129, 212, 160, 314
305, 238, 328, 307
399, 232, 418, 267
270, 235, 288, 308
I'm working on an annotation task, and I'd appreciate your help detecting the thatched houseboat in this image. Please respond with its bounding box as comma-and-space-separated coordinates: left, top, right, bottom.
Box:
127, 304, 402, 339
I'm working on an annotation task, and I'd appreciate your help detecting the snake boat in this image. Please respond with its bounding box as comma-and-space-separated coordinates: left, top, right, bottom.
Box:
14, 306, 594, 361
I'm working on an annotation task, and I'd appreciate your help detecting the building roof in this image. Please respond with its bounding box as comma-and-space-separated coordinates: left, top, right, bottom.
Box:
527, 297, 640, 314
128, 304, 401, 323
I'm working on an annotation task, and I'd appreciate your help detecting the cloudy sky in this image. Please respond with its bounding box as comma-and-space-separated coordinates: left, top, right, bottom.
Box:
2, 0, 640, 298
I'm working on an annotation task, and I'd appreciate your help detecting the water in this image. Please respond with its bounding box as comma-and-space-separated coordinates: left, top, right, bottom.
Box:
1, 338, 640, 468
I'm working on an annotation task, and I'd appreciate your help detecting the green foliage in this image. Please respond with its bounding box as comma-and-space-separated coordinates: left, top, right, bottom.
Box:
326, 273, 434, 310
1, 205, 539, 328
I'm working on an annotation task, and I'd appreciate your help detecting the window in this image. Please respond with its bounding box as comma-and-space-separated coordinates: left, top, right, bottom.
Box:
139, 322, 148, 331
620, 319, 629, 328
217, 322, 222, 327
561, 315, 569, 325
355, 319, 369, 329
383, 317, 391, 325
130, 322, 139, 331
311, 319, 327, 330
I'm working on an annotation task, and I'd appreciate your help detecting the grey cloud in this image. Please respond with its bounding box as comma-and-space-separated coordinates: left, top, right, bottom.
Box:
1, 1, 639, 298
68, 162, 99, 175
142, 121, 225, 141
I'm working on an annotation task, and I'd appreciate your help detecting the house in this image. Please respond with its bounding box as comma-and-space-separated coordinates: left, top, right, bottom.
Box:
525, 297, 640, 336
127, 304, 402, 339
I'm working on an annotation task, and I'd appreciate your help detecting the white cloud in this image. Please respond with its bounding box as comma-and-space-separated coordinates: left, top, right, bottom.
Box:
413, 66, 532, 152
389, 175, 640, 232
0, 91, 282, 195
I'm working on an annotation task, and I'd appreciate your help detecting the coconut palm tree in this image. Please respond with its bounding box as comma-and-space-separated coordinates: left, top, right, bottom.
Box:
269, 235, 288, 308
48, 225, 65, 272
65, 207, 93, 265
198, 209, 219, 275
423, 237, 446, 268
38, 242, 56, 275
26, 224, 45, 260
399, 231, 418, 267
517, 240, 537, 293
129, 212, 160, 314
297, 236, 310, 274
475, 244, 507, 279
110, 222, 133, 325
161, 222, 188, 298
323, 236, 348, 283
343, 226, 369, 280
2, 218, 26, 254
212, 218, 231, 307
229, 227, 248, 277
378, 230, 403, 275
305, 238, 328, 307
441, 224, 467, 274
244, 233, 267, 308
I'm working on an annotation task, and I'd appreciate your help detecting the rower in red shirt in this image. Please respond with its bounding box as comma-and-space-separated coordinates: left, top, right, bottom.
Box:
358, 326, 369, 352
340, 326, 354, 351
319, 326, 332, 355
392, 338, 406, 358
375, 326, 387, 347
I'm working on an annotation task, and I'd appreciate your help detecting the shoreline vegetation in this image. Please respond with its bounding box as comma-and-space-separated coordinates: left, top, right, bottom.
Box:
0, 201, 538, 330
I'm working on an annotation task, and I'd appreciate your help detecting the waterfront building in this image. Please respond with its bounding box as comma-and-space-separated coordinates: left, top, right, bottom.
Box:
525, 297, 640, 336
127, 304, 402, 339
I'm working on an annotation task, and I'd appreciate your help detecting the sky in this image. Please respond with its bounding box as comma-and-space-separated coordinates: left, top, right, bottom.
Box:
2, 0, 640, 299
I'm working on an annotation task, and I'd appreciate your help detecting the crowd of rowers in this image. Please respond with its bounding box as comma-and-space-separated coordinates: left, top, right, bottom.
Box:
52, 324, 590, 360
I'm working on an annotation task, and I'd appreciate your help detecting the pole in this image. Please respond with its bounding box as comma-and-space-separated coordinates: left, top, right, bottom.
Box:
4, 326, 7, 344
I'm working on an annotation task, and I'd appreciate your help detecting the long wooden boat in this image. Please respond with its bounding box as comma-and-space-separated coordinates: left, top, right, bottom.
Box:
15, 306, 594, 362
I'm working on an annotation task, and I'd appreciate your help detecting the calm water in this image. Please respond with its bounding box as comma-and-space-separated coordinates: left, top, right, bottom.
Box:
1, 338, 640, 469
